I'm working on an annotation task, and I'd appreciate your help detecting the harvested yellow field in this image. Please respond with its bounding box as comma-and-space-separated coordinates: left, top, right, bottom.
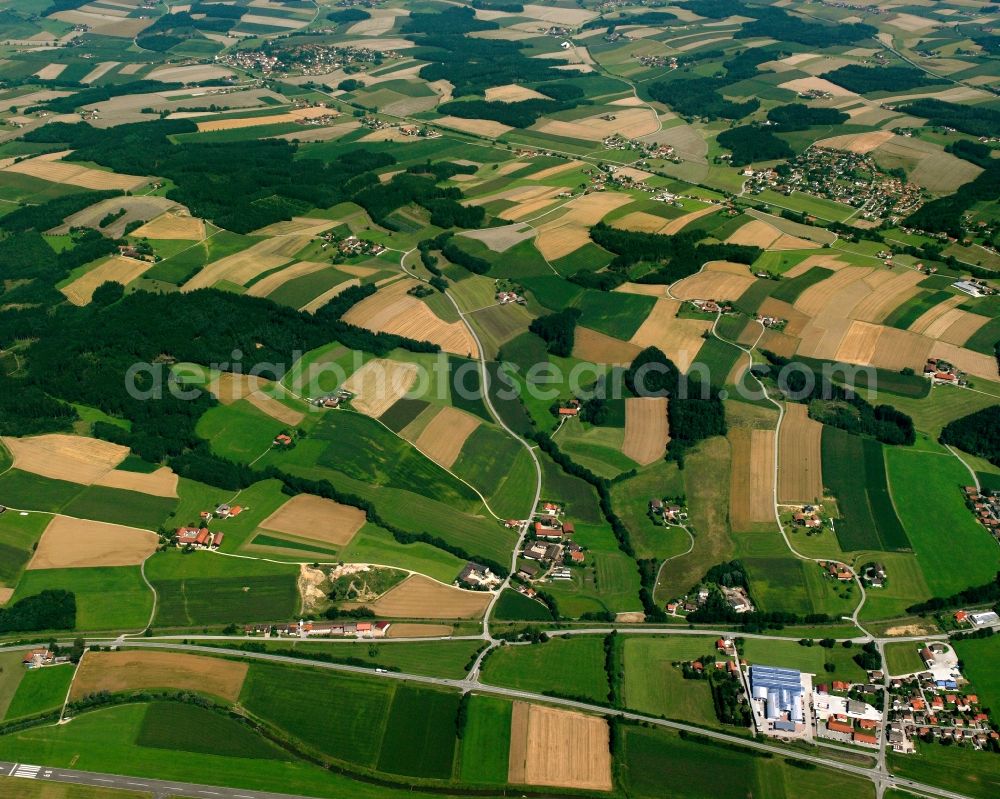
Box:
0, 588, 12, 605
212, 372, 269, 405
778, 76, 856, 97
413, 406, 481, 469
535, 107, 658, 142
459, 224, 534, 252
471, 183, 560, 206
252, 217, 337, 237
61, 255, 156, 305
3, 151, 147, 191
726, 219, 818, 250
94, 466, 178, 498
519, 3, 595, 25
182, 234, 310, 291
342, 279, 478, 357
613, 211, 674, 233
81, 60, 119, 84
130, 210, 204, 240
793, 267, 871, 317
343, 359, 419, 418
672, 263, 756, 301
782, 253, 855, 278
1, 434, 127, 484
528, 159, 584, 180
815, 130, 896, 154
196, 106, 336, 132
834, 320, 882, 364
729, 427, 776, 531
499, 197, 560, 222
508, 703, 612, 791
615, 282, 667, 297
660, 204, 718, 235
146, 64, 233, 83
760, 328, 801, 358
534, 191, 633, 260
29, 516, 158, 570
622, 398, 669, 466
629, 299, 710, 372
778, 404, 823, 504
849, 270, 925, 323
241, 13, 306, 29
888, 12, 937, 31
246, 261, 331, 298
572, 326, 641, 364
358, 574, 490, 619
907, 294, 964, 335
260, 494, 366, 547
435, 116, 513, 138
938, 311, 991, 346
70, 651, 247, 703
245, 391, 304, 427
485, 84, 549, 102
35, 63, 67, 80
918, 307, 976, 342
871, 327, 932, 371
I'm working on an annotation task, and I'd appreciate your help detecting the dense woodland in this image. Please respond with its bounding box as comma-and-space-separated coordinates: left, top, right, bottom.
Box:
820, 65, 947, 94
765, 104, 849, 131
716, 125, 794, 166
529, 308, 582, 358
587, 223, 761, 286
0, 590, 75, 633
940, 405, 1000, 466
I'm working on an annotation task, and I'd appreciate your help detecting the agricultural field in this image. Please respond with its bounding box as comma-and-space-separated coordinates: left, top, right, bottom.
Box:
0, 0, 996, 794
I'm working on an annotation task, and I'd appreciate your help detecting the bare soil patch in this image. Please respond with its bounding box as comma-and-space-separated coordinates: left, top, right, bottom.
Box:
671, 264, 756, 301
261, 494, 366, 547
485, 84, 549, 102
413, 407, 481, 470
95, 466, 178, 498
354, 574, 490, 619
61, 255, 157, 305
459, 224, 533, 253
245, 391, 304, 427
29, 516, 158, 570
508, 703, 612, 791
535, 107, 657, 142
343, 278, 478, 357
343, 359, 419, 418
4, 151, 147, 191
535, 192, 633, 260
815, 130, 895, 154
629, 299, 710, 372
729, 427, 776, 531
1, 434, 127, 484
572, 326, 641, 364
196, 106, 336, 132
777, 404, 823, 504
131, 209, 204, 241
622, 398, 669, 466
435, 116, 512, 138
386, 623, 453, 638
70, 651, 247, 702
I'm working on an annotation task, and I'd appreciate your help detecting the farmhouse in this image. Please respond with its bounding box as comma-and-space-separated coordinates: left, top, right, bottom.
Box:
174, 526, 223, 550
22, 649, 55, 668
458, 562, 501, 589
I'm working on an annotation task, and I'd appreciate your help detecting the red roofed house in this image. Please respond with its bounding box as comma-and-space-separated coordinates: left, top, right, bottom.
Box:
853, 732, 878, 746
832, 681, 850, 692
274, 433, 292, 446
558, 407, 579, 416
859, 719, 878, 730
827, 720, 853, 735
955, 610, 969, 623
212, 532, 224, 548
561, 521, 575, 535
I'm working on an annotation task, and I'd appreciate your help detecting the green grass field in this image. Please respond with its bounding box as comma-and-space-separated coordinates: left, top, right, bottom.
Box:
0, 651, 27, 720
451, 424, 535, 518
821, 428, 909, 552
481, 636, 610, 704
885, 448, 1000, 596
459, 694, 511, 784
622, 725, 875, 799
61, 485, 176, 530
137, 701, 289, 759
11, 567, 153, 632
610, 459, 688, 561
576, 289, 656, 340
883, 290, 954, 330
0, 702, 418, 799
889, 742, 1000, 799
492, 589, 553, 621
0, 509, 48, 587
622, 637, 723, 727
770, 267, 834, 303
145, 551, 298, 628
3, 663, 73, 721
953, 635, 1000, 712
241, 661, 395, 768
0, 470, 83, 512
376, 684, 459, 780
742, 552, 857, 619
883, 642, 926, 677
740, 639, 867, 684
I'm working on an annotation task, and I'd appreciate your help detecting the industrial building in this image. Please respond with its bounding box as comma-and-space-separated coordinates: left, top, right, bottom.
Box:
751, 664, 805, 734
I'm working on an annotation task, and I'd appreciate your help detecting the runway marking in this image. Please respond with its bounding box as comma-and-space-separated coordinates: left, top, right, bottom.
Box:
13, 764, 41, 779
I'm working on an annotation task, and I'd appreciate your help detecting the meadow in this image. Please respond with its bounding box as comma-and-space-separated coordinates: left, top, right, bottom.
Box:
952, 635, 1000, 711
459, 695, 512, 784
493, 589, 553, 622
137, 701, 288, 760
889, 742, 1000, 799
3, 663, 73, 721
11, 566, 153, 631
145, 551, 298, 628
621, 637, 723, 727
61, 485, 177, 530
481, 636, 610, 704
883, 642, 926, 676
885, 448, 1000, 596
376, 684, 460, 780
739, 639, 867, 684
821, 428, 910, 552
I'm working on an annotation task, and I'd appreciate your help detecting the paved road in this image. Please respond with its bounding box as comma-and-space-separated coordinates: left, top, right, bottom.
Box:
40, 640, 968, 799
0, 761, 314, 799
